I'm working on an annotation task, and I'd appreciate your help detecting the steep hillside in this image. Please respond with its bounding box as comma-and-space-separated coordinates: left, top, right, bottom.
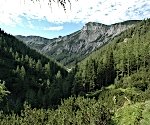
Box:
16, 20, 140, 66
0, 29, 68, 112
73, 19, 150, 95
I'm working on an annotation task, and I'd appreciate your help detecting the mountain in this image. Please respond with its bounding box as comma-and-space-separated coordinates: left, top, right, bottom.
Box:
73, 19, 150, 94
16, 20, 140, 66
1, 19, 150, 125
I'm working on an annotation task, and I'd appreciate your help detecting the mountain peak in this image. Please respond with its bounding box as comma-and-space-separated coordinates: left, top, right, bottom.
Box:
84, 22, 107, 28
82, 22, 107, 34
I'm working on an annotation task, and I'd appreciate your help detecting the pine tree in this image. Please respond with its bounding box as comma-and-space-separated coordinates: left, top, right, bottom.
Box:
44, 62, 51, 77
36, 59, 42, 71
15, 52, 19, 60
21, 55, 24, 62
20, 66, 26, 80
0, 80, 9, 101
56, 70, 62, 79
16, 65, 20, 74
9, 47, 12, 53
25, 55, 29, 62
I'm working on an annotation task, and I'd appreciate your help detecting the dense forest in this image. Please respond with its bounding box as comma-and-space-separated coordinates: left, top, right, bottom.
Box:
0, 18, 150, 124
0, 30, 69, 112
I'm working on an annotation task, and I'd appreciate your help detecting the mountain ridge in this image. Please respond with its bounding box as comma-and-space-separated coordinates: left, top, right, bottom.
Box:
16, 20, 140, 66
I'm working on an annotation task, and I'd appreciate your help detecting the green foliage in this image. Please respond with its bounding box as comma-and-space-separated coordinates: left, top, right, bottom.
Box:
140, 101, 150, 125
113, 100, 150, 125
113, 102, 144, 125
0, 28, 68, 112
0, 97, 111, 125
0, 80, 9, 101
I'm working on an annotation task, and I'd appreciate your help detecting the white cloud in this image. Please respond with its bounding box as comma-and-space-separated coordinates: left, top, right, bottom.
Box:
43, 26, 63, 31
0, 0, 150, 27
27, 21, 35, 29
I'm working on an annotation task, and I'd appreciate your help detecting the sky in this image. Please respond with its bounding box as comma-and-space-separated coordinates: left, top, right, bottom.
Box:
0, 0, 150, 39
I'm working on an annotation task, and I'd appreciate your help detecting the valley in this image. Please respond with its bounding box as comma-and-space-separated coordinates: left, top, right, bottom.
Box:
0, 19, 150, 125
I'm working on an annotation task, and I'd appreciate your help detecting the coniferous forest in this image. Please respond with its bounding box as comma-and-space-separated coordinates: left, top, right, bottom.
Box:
0, 19, 150, 124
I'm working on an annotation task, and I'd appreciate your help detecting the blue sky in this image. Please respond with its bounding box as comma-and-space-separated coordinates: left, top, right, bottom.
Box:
0, 0, 150, 39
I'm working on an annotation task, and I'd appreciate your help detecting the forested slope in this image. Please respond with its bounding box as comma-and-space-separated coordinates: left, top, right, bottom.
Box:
0, 29, 68, 112
72, 19, 150, 95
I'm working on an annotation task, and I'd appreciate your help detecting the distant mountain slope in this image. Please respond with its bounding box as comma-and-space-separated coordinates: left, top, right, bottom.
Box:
16, 20, 140, 66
